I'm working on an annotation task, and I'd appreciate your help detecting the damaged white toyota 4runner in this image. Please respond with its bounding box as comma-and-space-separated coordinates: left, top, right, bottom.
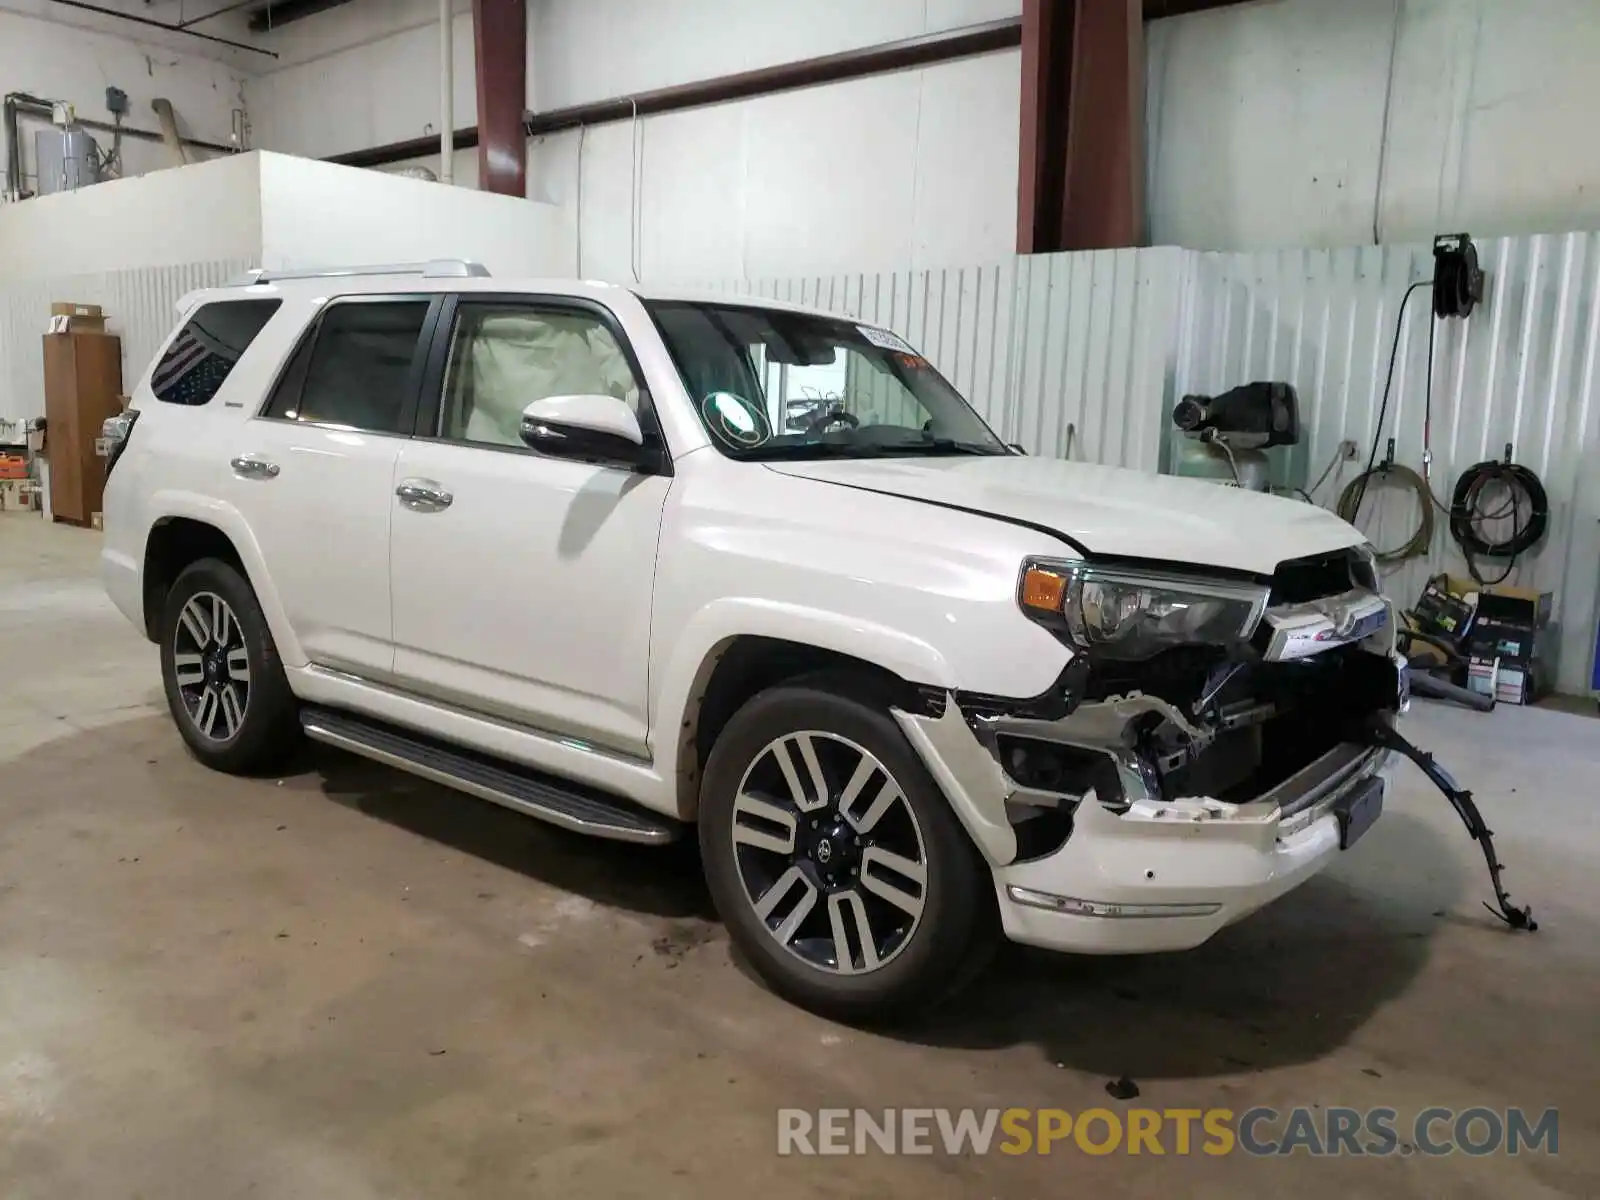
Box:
102, 261, 1522, 1022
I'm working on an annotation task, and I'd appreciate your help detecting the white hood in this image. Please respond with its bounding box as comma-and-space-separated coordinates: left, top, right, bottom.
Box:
765, 456, 1365, 576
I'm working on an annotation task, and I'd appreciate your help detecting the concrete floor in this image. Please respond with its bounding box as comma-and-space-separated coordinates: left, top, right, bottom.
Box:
2, 510, 1598, 1199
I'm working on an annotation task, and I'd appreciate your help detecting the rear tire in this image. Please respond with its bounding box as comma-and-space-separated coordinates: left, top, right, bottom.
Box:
699, 677, 995, 1023
159, 557, 300, 775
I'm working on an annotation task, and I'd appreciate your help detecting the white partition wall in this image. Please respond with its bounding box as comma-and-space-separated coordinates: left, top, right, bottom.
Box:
0, 153, 262, 279
256, 153, 576, 277
0, 151, 579, 429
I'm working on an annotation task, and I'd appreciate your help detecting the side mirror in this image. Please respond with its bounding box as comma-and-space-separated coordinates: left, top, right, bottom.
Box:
1008, 442, 1028, 455
519, 395, 653, 469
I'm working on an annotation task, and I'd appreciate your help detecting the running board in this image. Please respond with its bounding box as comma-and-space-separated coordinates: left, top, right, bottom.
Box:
300, 706, 681, 845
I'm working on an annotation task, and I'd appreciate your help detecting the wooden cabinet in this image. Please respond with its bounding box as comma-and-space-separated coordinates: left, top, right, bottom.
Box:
43, 332, 123, 526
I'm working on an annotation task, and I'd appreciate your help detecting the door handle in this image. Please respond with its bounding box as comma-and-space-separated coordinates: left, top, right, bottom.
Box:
395, 477, 453, 512
231, 455, 280, 480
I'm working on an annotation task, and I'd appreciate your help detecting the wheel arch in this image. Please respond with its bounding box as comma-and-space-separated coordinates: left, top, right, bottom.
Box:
142, 517, 245, 639
662, 629, 947, 823
138, 496, 305, 666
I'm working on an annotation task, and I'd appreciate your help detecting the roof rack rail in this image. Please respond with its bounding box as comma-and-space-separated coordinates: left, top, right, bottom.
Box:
228, 259, 491, 286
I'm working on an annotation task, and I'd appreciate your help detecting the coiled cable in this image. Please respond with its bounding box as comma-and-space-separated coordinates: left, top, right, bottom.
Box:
1336, 462, 1436, 565
1449, 460, 1549, 585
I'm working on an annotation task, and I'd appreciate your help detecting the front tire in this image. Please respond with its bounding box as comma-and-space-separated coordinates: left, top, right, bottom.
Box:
699, 678, 995, 1023
159, 557, 299, 774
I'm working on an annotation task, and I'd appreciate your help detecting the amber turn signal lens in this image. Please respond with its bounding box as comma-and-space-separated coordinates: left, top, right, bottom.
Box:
1020, 565, 1067, 613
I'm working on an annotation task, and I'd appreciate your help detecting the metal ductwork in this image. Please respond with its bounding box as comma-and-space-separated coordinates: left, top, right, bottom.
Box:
248, 0, 359, 32
152, 99, 191, 167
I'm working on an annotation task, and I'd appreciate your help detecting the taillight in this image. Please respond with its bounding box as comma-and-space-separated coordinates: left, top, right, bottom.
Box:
100, 409, 139, 476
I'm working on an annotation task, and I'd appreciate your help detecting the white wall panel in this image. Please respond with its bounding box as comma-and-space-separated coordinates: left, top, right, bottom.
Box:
533, 0, 1020, 111
244, 0, 1600, 258
1149, 0, 1600, 251
250, 11, 477, 161
255, 152, 575, 277
0, 153, 263, 278
527, 50, 1021, 283
246, 0, 1022, 279
1177, 234, 1600, 693
0, 258, 250, 427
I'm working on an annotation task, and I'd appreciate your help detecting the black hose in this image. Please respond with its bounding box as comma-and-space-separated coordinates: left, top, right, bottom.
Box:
1398, 624, 1465, 667
1449, 461, 1549, 585
1349, 280, 1432, 522
1408, 671, 1496, 713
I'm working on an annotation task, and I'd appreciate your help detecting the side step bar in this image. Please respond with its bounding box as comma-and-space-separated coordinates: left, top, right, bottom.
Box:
300, 706, 681, 845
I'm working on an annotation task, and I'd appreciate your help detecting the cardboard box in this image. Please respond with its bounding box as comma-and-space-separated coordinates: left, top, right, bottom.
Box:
1465, 584, 1555, 705
49, 301, 106, 332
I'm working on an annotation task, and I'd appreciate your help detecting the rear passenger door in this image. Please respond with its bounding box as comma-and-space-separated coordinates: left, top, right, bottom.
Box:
234, 294, 440, 680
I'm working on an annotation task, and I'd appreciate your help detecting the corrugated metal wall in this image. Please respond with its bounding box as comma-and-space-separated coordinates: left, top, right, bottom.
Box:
0, 259, 251, 432
1179, 235, 1600, 694
712, 247, 1186, 468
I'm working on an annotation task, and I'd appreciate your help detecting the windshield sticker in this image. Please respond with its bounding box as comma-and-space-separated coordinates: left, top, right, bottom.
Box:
702, 392, 771, 448
856, 324, 916, 355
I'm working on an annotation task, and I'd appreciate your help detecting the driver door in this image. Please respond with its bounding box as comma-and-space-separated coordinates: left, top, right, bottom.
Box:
387, 296, 672, 758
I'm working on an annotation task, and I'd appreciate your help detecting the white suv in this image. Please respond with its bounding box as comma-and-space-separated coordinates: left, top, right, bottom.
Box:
101, 259, 1404, 1020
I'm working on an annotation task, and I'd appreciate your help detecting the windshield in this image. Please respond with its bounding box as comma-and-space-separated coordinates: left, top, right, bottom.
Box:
645, 300, 1009, 460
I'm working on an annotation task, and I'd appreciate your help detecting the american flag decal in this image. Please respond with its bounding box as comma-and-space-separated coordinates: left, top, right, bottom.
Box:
152, 328, 236, 406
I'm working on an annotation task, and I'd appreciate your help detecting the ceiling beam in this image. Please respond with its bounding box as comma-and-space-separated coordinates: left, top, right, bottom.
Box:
323, 3, 1253, 173
1144, 0, 1258, 17
247, 0, 358, 33
45, 0, 277, 56
326, 18, 1024, 170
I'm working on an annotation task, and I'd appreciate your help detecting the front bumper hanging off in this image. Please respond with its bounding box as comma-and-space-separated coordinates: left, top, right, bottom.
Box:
896, 689, 1397, 955
896, 649, 1537, 955
996, 744, 1390, 953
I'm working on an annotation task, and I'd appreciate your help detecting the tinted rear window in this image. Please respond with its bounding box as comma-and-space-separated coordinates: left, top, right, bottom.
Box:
266, 300, 430, 435
151, 299, 281, 406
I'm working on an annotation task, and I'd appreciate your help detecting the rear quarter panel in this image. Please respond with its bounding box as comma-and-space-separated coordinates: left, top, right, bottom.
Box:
101, 289, 317, 665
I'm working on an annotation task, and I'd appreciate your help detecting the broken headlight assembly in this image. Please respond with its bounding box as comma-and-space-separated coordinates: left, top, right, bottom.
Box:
1017, 560, 1269, 661
1350, 542, 1380, 592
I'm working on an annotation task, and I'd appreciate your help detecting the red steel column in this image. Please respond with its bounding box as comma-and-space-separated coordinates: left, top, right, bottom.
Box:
1017, 0, 1145, 252
1016, 0, 1072, 254
1061, 0, 1143, 250
472, 0, 528, 196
